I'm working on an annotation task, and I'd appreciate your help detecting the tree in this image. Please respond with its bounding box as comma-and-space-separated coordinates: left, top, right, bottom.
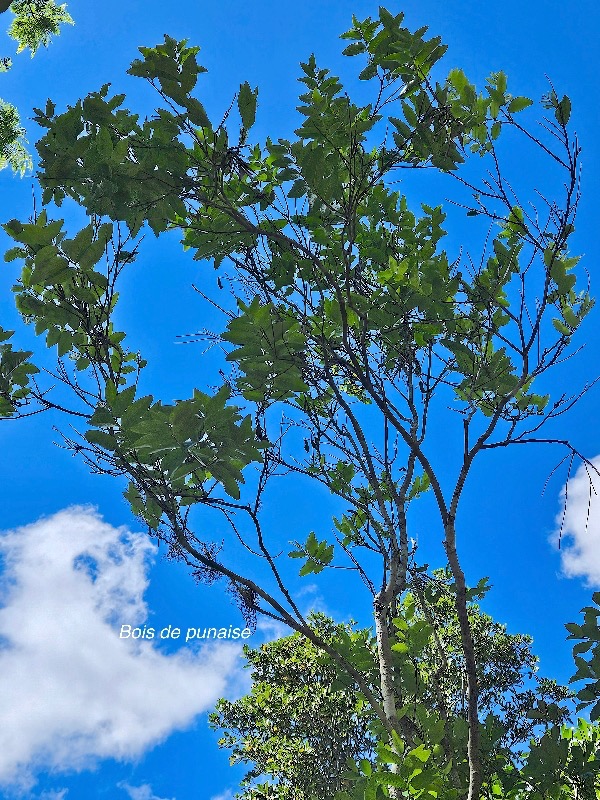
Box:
1, 8, 598, 798
4, 0, 72, 56
0, 0, 73, 173
0, 96, 29, 173
211, 581, 573, 800
212, 614, 376, 800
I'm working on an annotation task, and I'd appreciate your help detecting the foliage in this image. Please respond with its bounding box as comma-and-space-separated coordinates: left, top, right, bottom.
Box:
7, 0, 73, 55
212, 582, 575, 800
391, 571, 573, 754
211, 614, 376, 800
347, 716, 600, 800
1, 8, 597, 799
567, 591, 600, 723
0, 0, 73, 173
0, 325, 39, 415
0, 97, 30, 173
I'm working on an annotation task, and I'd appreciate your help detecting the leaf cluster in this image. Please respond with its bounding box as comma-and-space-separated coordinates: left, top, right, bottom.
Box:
0, 325, 39, 415
8, 0, 73, 56
567, 592, 600, 721
0, 98, 30, 174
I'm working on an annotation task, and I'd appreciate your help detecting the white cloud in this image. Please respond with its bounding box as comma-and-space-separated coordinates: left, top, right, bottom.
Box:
552, 456, 600, 585
210, 791, 235, 800
255, 615, 288, 642
295, 582, 319, 598
118, 782, 174, 800
0, 507, 243, 791
38, 791, 69, 800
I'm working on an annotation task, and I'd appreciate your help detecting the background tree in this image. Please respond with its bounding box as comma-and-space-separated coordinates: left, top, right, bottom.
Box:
0, 96, 29, 173
0, 0, 73, 173
211, 580, 573, 800
1, 8, 597, 798
7, 0, 73, 56
212, 614, 376, 800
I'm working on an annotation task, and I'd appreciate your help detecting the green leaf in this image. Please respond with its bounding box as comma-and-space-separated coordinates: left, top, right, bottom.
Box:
358, 63, 378, 81
552, 318, 571, 336
447, 68, 468, 93
555, 94, 572, 125
409, 744, 431, 763
89, 405, 115, 426
377, 744, 403, 766
299, 560, 316, 576
287, 179, 306, 199
508, 96, 533, 113
342, 42, 366, 57
408, 472, 430, 500
186, 97, 211, 128
95, 127, 113, 159
562, 305, 578, 329
85, 429, 117, 450
238, 81, 258, 129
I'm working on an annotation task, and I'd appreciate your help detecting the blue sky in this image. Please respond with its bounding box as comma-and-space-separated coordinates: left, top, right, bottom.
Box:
0, 1, 599, 798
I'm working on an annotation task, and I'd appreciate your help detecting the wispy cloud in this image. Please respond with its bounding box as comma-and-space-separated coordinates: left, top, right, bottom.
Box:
209, 790, 235, 800
0, 508, 243, 791
118, 782, 175, 800
254, 587, 332, 645
552, 456, 600, 585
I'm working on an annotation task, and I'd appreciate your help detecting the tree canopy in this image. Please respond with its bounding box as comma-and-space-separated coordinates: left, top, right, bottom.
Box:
1, 7, 599, 799
0, 0, 73, 174
211, 583, 575, 800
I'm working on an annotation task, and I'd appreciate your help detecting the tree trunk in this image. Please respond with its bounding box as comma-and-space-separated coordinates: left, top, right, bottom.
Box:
374, 591, 402, 799
444, 522, 481, 800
